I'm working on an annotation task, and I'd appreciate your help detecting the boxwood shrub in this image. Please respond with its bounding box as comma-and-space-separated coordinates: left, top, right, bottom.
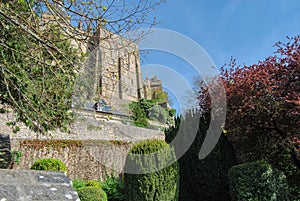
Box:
30, 158, 67, 173
228, 160, 290, 201
77, 186, 107, 201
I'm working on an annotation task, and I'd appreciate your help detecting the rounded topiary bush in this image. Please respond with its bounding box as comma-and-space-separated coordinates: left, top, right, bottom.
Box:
87, 180, 101, 188
124, 139, 179, 201
77, 186, 107, 201
228, 160, 290, 201
30, 158, 67, 173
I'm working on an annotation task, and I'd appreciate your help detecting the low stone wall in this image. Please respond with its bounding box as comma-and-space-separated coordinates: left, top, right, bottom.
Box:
11, 139, 133, 180
0, 134, 11, 169
4, 110, 164, 142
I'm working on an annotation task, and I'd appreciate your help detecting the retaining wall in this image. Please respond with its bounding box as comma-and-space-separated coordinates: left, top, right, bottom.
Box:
11, 139, 133, 180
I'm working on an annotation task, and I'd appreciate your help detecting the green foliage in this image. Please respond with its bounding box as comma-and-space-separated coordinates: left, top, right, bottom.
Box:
152, 91, 168, 103
101, 175, 125, 201
0, 107, 7, 113
11, 151, 22, 164
87, 180, 101, 188
266, 145, 300, 200
168, 108, 176, 117
124, 139, 179, 201
138, 98, 156, 112
129, 101, 149, 127
12, 125, 20, 133
20, 139, 83, 149
30, 158, 67, 173
73, 177, 124, 201
165, 116, 181, 143
165, 111, 236, 201
228, 160, 290, 201
0, 0, 80, 134
6, 121, 20, 133
181, 135, 236, 201
129, 98, 176, 127
72, 179, 87, 190
77, 186, 107, 201
129, 139, 169, 154
101, 5, 107, 12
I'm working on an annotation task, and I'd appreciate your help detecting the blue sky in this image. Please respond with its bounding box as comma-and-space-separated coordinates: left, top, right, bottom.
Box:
139, 0, 300, 112
147, 0, 300, 67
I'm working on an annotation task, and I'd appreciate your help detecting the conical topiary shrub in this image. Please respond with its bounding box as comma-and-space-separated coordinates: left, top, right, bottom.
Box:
124, 139, 179, 201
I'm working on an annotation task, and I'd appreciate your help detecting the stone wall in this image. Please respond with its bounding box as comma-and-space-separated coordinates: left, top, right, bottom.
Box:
7, 111, 164, 142
1, 106, 165, 180
0, 134, 11, 169
11, 139, 133, 180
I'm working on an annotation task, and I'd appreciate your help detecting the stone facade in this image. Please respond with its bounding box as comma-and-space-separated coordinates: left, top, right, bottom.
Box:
73, 26, 167, 113
41, 14, 168, 112
89, 27, 143, 103
73, 27, 144, 113
143, 75, 168, 103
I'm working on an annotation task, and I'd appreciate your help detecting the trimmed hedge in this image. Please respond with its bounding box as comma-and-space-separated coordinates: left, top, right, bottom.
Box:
30, 158, 67, 173
124, 139, 179, 201
228, 160, 290, 201
77, 186, 107, 201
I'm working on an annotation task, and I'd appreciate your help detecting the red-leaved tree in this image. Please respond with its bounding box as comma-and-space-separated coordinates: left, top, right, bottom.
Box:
198, 35, 300, 198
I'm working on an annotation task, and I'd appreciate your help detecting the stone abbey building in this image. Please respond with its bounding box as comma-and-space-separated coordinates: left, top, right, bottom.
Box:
41, 13, 166, 112
73, 26, 167, 113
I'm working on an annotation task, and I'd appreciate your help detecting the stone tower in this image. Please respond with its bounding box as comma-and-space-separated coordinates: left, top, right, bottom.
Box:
72, 25, 169, 113
75, 26, 144, 112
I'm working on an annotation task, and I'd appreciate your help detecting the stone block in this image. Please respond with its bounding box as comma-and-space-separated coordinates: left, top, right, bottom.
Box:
0, 134, 11, 169
0, 169, 79, 201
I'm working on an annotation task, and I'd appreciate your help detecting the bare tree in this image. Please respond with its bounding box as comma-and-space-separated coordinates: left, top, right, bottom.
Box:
182, 75, 203, 112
